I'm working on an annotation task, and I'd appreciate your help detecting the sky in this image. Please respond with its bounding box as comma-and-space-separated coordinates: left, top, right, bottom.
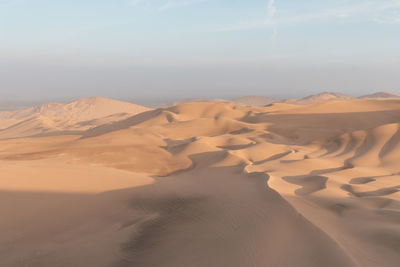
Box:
1, 0, 400, 103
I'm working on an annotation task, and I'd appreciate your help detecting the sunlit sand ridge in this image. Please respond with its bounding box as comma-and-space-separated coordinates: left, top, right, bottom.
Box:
1, 96, 400, 266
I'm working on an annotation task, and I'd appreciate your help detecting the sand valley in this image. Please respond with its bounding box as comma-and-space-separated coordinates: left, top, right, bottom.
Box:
1, 95, 400, 266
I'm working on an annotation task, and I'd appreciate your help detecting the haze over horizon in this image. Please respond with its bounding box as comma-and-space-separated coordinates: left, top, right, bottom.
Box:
2, 3, 400, 265
1, 0, 400, 101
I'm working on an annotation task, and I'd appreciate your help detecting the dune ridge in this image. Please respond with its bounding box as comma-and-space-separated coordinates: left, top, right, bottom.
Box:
0, 97, 150, 138
1, 97, 400, 266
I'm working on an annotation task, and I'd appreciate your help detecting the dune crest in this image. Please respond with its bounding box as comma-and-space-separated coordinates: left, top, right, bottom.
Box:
1, 97, 400, 266
283, 92, 355, 105
0, 97, 150, 138
360, 91, 400, 99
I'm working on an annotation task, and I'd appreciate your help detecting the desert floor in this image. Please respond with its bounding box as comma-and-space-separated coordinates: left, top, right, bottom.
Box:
1, 98, 400, 266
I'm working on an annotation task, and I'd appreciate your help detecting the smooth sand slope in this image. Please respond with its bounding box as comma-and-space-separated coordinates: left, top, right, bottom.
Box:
1, 97, 400, 266
0, 97, 150, 139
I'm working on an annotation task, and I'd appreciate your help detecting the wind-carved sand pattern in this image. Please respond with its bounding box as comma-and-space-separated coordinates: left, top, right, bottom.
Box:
283, 175, 328, 196
1, 97, 400, 266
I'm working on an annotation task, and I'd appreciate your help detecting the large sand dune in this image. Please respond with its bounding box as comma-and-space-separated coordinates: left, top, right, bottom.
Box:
1, 96, 400, 266
0, 97, 150, 138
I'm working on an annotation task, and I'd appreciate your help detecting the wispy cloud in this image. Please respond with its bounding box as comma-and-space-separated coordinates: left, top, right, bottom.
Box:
129, 0, 207, 10
159, 0, 206, 10
130, 0, 142, 6
267, 0, 276, 18
267, 0, 277, 39
216, 0, 400, 34
215, 0, 278, 37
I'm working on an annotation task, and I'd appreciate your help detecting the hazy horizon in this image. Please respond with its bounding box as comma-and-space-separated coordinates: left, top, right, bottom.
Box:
3, 2, 400, 266
1, 0, 400, 101
1, 90, 400, 111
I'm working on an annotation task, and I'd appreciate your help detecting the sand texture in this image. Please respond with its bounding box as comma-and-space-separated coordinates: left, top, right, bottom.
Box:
1, 97, 400, 266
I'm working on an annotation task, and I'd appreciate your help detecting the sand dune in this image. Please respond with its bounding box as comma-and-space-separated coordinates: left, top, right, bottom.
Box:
154, 91, 400, 109
283, 92, 355, 105
360, 91, 400, 99
0, 97, 150, 139
232, 95, 279, 106
1, 97, 400, 266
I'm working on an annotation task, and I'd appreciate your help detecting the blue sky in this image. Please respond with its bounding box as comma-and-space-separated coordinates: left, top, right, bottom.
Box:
1, 0, 400, 102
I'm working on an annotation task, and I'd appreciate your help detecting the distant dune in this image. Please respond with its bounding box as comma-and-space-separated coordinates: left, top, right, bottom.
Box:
359, 91, 400, 99
1, 97, 150, 121
231, 96, 279, 106
155, 91, 400, 109
283, 92, 355, 105
173, 97, 230, 105
0, 97, 150, 138
1, 94, 400, 266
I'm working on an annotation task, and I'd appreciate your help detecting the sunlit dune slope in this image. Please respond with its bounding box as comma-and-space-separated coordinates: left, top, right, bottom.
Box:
1, 98, 400, 267
0, 97, 150, 138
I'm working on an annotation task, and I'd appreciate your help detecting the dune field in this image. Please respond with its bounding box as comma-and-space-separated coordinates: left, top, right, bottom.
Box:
1, 96, 400, 266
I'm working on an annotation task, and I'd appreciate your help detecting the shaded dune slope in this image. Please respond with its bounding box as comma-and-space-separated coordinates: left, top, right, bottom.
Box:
1, 99, 400, 266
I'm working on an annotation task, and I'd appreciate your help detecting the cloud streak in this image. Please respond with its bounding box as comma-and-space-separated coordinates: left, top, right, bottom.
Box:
159, 0, 206, 10
267, 0, 276, 18
215, 0, 278, 36
129, 0, 207, 10
216, 0, 400, 33
267, 0, 277, 39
